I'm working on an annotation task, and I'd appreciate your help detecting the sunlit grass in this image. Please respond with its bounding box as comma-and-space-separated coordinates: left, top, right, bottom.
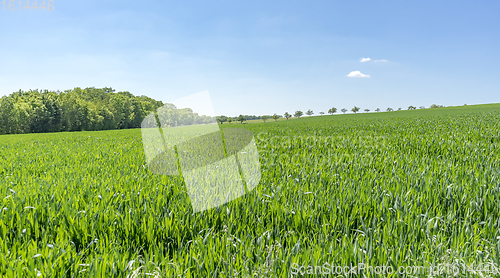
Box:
1, 104, 500, 277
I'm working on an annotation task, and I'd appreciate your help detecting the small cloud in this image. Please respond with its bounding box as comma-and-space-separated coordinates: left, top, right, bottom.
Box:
374, 59, 388, 63
347, 71, 371, 78
360, 57, 371, 62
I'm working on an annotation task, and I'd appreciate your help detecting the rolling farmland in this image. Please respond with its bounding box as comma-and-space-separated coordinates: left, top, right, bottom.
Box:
1, 104, 500, 277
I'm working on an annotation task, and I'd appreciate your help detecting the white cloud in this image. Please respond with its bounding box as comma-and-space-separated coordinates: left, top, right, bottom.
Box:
347, 71, 371, 78
360, 57, 371, 62
374, 59, 388, 62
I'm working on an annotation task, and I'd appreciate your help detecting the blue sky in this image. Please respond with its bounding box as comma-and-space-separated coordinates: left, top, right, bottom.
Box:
1, 0, 499, 116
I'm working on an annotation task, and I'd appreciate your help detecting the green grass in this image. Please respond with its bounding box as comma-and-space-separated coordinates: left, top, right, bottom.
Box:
1, 103, 500, 277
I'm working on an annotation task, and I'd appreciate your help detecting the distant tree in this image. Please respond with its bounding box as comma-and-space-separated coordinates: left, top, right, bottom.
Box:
386, 107, 393, 112
364, 109, 370, 113
216, 116, 228, 124
306, 109, 314, 116
351, 106, 360, 113
284, 112, 291, 120
328, 107, 337, 115
319, 111, 324, 116
375, 108, 380, 112
430, 104, 444, 108
227, 117, 233, 123
234, 114, 261, 120
294, 110, 303, 118
397, 108, 402, 111
272, 113, 280, 121
262, 115, 270, 122
419, 106, 426, 109
237, 115, 246, 124
341, 108, 347, 114
408, 106, 416, 110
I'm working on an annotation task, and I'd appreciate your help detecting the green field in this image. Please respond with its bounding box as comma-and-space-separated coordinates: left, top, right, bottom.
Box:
1, 104, 500, 277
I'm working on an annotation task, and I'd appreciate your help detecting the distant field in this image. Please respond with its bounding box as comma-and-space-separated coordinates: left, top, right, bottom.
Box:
237, 103, 500, 124
1, 103, 500, 277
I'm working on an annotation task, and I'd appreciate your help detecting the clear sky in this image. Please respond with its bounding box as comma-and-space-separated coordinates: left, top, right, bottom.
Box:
1, 0, 499, 116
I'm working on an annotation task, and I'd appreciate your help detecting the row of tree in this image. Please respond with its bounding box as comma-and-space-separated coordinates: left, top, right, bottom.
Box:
219, 104, 447, 124
1, 88, 447, 132
0, 87, 166, 134
289, 105, 444, 117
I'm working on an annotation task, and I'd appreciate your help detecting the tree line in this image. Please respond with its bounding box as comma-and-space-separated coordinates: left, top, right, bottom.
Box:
220, 104, 448, 124
0, 87, 167, 135
1, 87, 449, 132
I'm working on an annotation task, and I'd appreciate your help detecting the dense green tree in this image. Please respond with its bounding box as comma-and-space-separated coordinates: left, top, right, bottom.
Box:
216, 116, 228, 124
0, 87, 167, 135
0, 96, 16, 134
236, 115, 246, 124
